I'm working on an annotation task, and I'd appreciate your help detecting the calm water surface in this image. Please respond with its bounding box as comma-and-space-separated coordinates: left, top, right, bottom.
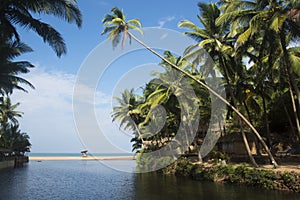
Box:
0, 160, 299, 200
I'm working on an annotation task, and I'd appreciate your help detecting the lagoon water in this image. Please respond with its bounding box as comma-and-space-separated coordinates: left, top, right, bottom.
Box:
0, 160, 299, 200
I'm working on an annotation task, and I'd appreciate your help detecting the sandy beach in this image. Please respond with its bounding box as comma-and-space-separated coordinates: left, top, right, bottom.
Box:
29, 156, 135, 161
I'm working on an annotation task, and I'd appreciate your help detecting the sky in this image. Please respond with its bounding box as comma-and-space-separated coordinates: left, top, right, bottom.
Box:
11, 0, 214, 153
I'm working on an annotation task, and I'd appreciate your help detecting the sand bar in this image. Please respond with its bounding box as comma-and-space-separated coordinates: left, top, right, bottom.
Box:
29, 156, 135, 161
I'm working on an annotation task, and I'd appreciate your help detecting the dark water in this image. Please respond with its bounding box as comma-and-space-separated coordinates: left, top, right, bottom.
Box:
0, 160, 299, 200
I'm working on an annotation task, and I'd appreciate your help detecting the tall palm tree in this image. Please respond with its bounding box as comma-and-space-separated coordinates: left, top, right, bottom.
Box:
0, 0, 82, 57
179, 3, 260, 167
102, 7, 143, 49
102, 6, 278, 167
217, 0, 300, 138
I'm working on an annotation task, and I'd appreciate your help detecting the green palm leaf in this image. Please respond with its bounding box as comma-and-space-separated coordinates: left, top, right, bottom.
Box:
0, 0, 82, 57
270, 13, 287, 33
289, 53, 300, 76
236, 28, 251, 44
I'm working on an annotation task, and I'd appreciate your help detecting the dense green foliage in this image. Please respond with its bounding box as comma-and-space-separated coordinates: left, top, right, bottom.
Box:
164, 158, 300, 192
108, 1, 300, 167
0, 97, 31, 155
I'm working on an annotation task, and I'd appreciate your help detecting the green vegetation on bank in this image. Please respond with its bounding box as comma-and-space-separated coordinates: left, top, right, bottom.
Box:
162, 158, 300, 193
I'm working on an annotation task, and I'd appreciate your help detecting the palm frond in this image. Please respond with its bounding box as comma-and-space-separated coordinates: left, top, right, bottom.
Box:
10, 9, 67, 57
127, 19, 142, 28
270, 13, 287, 33
23, 0, 82, 27
236, 28, 251, 44
199, 38, 215, 47
289, 53, 300, 76
216, 10, 256, 26
101, 26, 117, 35
111, 7, 125, 20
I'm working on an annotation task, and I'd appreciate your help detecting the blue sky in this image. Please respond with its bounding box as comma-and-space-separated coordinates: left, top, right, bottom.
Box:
12, 0, 213, 153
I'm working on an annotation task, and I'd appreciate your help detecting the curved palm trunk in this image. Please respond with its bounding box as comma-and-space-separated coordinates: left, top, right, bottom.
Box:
127, 31, 278, 167
132, 121, 146, 149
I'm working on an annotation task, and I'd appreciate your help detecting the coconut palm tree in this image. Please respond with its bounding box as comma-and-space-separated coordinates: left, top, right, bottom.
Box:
0, 0, 82, 57
102, 6, 278, 167
217, 0, 300, 138
112, 88, 145, 145
179, 3, 261, 167
0, 97, 22, 127
0, 124, 31, 154
0, 97, 23, 150
0, 38, 34, 95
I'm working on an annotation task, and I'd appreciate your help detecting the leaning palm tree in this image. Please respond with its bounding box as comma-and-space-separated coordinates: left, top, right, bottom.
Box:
0, 0, 82, 57
102, 7, 278, 166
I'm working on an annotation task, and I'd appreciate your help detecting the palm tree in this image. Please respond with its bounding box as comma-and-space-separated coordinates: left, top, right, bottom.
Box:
112, 89, 145, 147
0, 124, 31, 154
0, 97, 22, 127
179, 3, 260, 167
0, 97, 23, 149
0, 0, 82, 57
139, 52, 199, 152
102, 6, 278, 167
102, 7, 143, 49
0, 38, 34, 95
217, 0, 300, 138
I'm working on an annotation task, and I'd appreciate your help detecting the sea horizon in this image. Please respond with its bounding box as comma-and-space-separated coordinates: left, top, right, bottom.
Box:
28, 152, 135, 157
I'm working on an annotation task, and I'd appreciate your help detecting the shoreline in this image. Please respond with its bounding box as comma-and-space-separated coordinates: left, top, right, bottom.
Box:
29, 156, 135, 161
160, 158, 300, 193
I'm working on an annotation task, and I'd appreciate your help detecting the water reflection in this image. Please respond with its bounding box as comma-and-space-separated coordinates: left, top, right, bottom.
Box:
0, 161, 299, 200
134, 172, 299, 200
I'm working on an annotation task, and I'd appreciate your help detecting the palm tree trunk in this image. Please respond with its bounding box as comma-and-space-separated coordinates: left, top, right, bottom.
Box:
133, 122, 145, 149
243, 101, 253, 125
283, 103, 297, 138
244, 101, 261, 156
219, 56, 258, 167
224, 82, 258, 166
127, 31, 278, 167
262, 95, 271, 147
280, 31, 300, 138
287, 81, 300, 137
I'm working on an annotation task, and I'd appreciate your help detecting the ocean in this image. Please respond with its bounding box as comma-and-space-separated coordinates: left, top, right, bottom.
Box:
28, 153, 134, 157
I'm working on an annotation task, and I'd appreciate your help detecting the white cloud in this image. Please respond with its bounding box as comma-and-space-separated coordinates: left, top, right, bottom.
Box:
158, 16, 176, 28
11, 67, 131, 153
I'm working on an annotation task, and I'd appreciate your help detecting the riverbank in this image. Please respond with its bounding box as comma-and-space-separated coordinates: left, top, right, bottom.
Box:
0, 155, 29, 169
162, 158, 300, 193
29, 155, 135, 161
